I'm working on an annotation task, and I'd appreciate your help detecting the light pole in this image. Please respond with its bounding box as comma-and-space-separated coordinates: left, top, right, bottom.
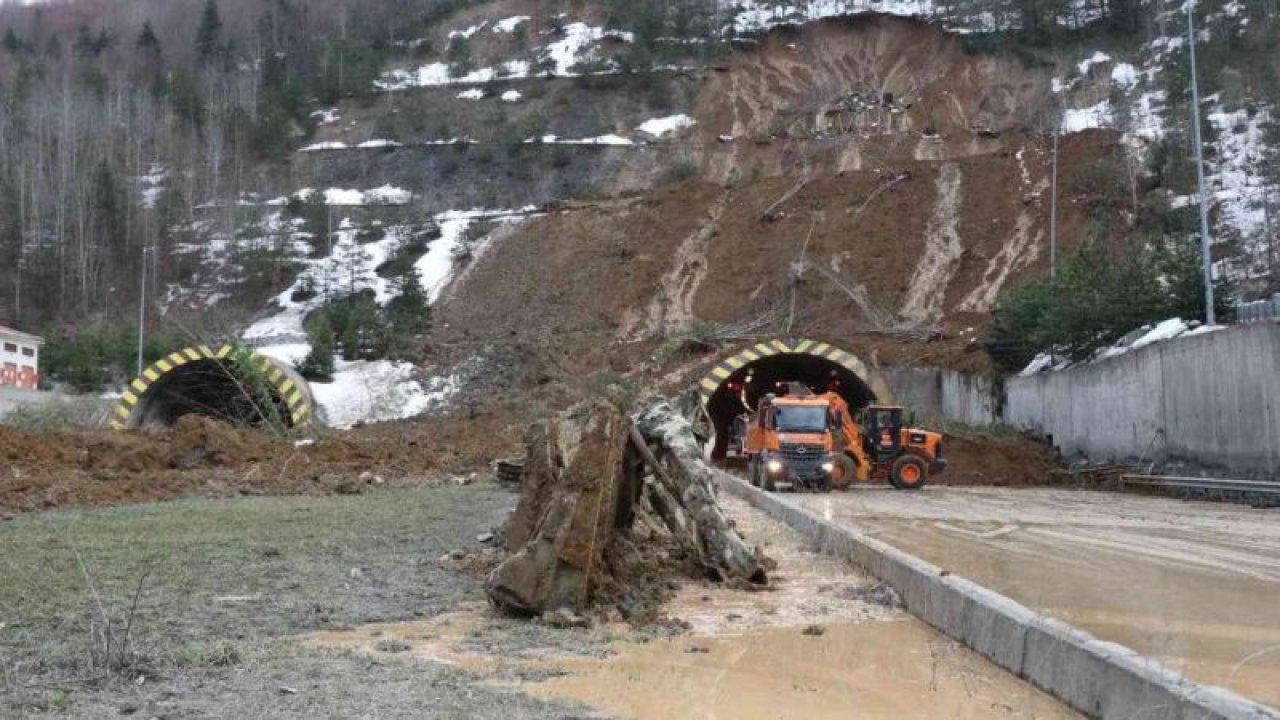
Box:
1186, 1, 1216, 325
1050, 128, 1059, 280
136, 246, 154, 377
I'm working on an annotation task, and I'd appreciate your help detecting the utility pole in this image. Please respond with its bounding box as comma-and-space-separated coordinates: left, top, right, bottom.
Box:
1050, 129, 1059, 280
136, 246, 153, 377
1187, 1, 1217, 325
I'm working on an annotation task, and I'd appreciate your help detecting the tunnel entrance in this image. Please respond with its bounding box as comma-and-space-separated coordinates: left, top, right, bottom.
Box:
111, 345, 314, 431
697, 339, 890, 460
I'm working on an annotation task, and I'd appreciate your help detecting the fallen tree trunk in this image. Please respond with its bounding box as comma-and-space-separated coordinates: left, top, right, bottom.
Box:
634, 401, 769, 584
486, 398, 769, 618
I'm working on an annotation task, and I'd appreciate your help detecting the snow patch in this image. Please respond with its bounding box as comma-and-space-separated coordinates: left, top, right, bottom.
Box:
1077, 51, 1111, 76
313, 360, 458, 429
322, 185, 414, 206
311, 108, 340, 125
299, 141, 348, 152
457, 88, 485, 100
1022, 318, 1225, 373
415, 207, 537, 303
374, 23, 632, 90
1110, 62, 1139, 90
449, 21, 488, 40
357, 139, 402, 149
492, 16, 530, 33
1207, 107, 1274, 260
1061, 100, 1112, 133
729, 0, 938, 34
501, 90, 522, 102
137, 165, 169, 209
530, 133, 634, 145
636, 114, 695, 138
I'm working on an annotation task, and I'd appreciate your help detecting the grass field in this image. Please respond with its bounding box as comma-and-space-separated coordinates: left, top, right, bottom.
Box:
0, 483, 590, 718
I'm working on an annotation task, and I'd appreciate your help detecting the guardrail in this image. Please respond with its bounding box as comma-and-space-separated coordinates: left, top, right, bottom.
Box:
1237, 295, 1280, 323
1120, 474, 1280, 506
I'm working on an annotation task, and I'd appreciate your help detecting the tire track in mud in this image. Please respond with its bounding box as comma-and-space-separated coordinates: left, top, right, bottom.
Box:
899, 162, 964, 325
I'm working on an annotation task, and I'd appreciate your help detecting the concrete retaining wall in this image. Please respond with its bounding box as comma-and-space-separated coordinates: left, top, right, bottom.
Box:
883, 366, 998, 425
1006, 322, 1280, 475
719, 475, 1279, 719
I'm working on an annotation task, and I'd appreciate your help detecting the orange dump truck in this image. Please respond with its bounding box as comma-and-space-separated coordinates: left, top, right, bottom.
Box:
737, 391, 945, 491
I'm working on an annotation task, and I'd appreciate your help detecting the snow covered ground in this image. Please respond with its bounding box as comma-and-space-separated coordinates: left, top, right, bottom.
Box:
375, 23, 633, 90
311, 361, 458, 429
241, 205, 534, 426
1047, 3, 1275, 289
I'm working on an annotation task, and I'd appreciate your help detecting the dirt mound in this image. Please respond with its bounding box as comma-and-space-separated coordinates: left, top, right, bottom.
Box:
0, 410, 524, 517
935, 432, 1060, 487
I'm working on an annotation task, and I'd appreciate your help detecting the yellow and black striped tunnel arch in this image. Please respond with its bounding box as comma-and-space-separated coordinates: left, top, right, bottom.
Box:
110, 345, 315, 431
697, 337, 893, 408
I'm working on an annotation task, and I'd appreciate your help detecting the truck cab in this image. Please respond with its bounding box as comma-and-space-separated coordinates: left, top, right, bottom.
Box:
742, 395, 839, 491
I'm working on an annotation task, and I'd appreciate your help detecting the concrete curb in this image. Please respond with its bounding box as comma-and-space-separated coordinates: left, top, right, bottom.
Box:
719, 476, 1280, 720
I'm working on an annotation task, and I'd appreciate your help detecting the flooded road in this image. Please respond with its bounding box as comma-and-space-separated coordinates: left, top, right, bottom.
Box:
794, 486, 1280, 708
533, 618, 1074, 719
299, 493, 1078, 718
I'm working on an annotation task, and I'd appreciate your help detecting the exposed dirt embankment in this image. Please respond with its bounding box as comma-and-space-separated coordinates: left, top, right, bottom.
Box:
0, 413, 522, 516
698, 16, 1052, 178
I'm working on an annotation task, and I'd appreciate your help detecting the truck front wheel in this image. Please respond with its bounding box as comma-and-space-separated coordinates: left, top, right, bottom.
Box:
890, 455, 929, 490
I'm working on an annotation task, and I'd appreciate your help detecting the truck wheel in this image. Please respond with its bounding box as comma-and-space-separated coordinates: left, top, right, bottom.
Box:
890, 455, 929, 490
829, 454, 857, 490
748, 457, 761, 488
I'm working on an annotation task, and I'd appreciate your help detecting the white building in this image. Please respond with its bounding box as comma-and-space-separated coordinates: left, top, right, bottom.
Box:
0, 325, 44, 391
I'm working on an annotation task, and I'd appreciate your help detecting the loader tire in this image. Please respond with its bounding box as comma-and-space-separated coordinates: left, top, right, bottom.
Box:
748, 457, 761, 488
890, 455, 929, 490
829, 454, 857, 490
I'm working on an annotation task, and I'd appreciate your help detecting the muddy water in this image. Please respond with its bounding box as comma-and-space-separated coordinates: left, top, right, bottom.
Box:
797, 488, 1280, 708
533, 620, 1075, 719
299, 494, 1078, 718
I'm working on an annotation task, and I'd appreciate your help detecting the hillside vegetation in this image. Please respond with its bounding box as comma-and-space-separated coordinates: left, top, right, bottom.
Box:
0, 0, 1275, 391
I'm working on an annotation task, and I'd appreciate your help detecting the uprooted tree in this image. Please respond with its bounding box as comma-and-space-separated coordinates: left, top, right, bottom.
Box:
486, 399, 770, 619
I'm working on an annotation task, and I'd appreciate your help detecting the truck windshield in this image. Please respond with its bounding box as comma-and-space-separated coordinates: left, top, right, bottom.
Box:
773, 405, 828, 433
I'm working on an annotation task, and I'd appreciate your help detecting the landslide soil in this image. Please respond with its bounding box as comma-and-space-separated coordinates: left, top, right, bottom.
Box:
0, 412, 522, 516
935, 431, 1061, 487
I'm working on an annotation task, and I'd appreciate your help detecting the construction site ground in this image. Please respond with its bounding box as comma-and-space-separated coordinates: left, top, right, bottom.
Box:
0, 414, 1058, 519
1, 475, 1079, 718
791, 486, 1280, 707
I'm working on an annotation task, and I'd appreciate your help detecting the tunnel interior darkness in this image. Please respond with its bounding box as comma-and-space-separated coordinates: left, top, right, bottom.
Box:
132, 359, 293, 428
705, 353, 877, 460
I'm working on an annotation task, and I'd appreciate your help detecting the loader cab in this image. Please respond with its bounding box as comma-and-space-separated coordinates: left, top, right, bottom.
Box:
863, 405, 904, 459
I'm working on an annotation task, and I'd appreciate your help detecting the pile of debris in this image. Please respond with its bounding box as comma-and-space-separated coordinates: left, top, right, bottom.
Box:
486, 400, 771, 622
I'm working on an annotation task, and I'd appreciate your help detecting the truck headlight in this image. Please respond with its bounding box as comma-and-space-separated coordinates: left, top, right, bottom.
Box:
821, 461, 835, 473
766, 459, 784, 474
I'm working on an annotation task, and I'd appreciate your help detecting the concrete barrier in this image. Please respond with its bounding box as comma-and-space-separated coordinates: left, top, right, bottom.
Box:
718, 475, 1280, 719
883, 366, 999, 425
1006, 322, 1280, 476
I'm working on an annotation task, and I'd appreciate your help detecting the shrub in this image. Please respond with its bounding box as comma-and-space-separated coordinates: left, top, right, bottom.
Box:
659, 158, 699, 185
1068, 158, 1128, 206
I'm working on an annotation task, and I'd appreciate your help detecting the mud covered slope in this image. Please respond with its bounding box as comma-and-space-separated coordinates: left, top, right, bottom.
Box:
435, 18, 1122, 373
698, 16, 1053, 177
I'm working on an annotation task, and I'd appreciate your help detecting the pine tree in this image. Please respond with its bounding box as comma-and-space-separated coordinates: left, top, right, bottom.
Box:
3, 28, 21, 54
196, 0, 223, 63
137, 21, 160, 53
386, 268, 431, 358
300, 312, 336, 380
